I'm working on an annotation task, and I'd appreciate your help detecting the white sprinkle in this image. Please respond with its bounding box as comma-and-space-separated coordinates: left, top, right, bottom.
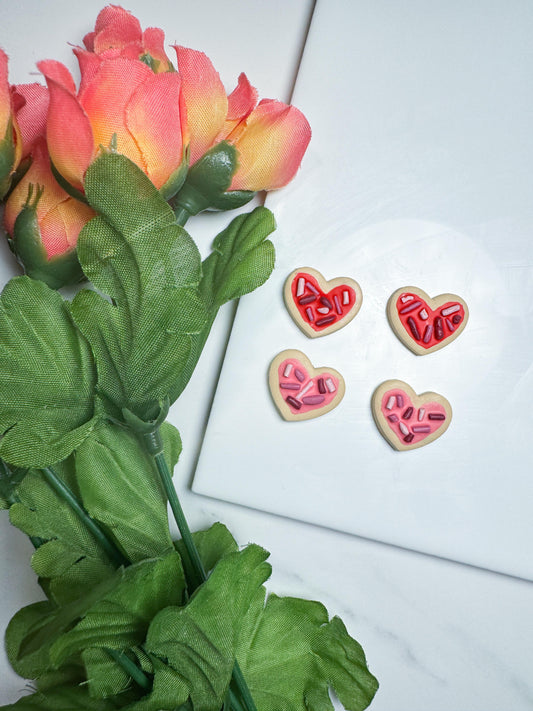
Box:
283, 363, 293, 378
317, 307, 330, 314
401, 295, 414, 303
399, 422, 409, 435
343, 290, 350, 305
386, 395, 396, 410
296, 277, 305, 297
296, 381, 314, 400
441, 304, 460, 316
418, 408, 425, 421
419, 309, 428, 320
325, 377, 336, 393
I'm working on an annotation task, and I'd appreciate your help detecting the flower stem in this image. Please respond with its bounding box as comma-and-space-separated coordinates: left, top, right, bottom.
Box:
174, 206, 191, 226
40, 467, 128, 568
106, 648, 152, 691
142, 428, 257, 711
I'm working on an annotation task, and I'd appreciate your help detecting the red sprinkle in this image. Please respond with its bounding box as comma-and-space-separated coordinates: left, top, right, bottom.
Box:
316, 314, 336, 327
320, 296, 333, 309
404, 433, 415, 443
402, 406, 413, 419
452, 314, 462, 324
428, 413, 445, 420
317, 378, 326, 394
407, 317, 421, 340
299, 295, 316, 305
286, 396, 302, 410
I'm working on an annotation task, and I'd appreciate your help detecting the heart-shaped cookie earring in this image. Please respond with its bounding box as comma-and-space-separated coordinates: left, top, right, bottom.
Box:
387, 286, 468, 355
371, 379, 452, 451
269, 349, 345, 421
284, 267, 362, 338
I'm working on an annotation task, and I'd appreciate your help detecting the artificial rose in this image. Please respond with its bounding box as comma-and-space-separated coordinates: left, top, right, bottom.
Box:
0, 50, 22, 199
83, 4, 173, 73
3, 138, 95, 288
173, 45, 311, 193
38, 51, 186, 196
11, 82, 50, 159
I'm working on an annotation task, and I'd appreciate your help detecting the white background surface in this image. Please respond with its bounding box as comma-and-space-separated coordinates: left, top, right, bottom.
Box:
194, 0, 533, 580
1, 2, 532, 710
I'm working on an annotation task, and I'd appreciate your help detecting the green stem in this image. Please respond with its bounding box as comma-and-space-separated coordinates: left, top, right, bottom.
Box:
142, 429, 257, 711
40, 467, 128, 568
106, 648, 152, 691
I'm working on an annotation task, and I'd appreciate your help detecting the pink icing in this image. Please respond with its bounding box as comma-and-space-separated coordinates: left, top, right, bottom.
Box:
380, 388, 446, 446
278, 358, 339, 415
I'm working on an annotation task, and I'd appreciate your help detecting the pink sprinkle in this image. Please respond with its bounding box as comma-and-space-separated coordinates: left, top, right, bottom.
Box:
294, 368, 305, 382
306, 281, 319, 295
297, 381, 314, 399
386, 395, 396, 410
423, 324, 433, 343
441, 304, 460, 316
396, 394, 404, 408
303, 394, 325, 405
399, 300, 422, 315
412, 425, 431, 433
283, 363, 293, 378
388, 414, 399, 423
325, 377, 336, 393
334, 294, 342, 315
305, 307, 314, 322
445, 318, 455, 331
399, 422, 409, 435
280, 383, 300, 390
296, 277, 305, 297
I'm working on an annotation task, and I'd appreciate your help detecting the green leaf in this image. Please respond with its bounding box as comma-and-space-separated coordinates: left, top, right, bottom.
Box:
201, 206, 276, 309
71, 152, 207, 421
51, 552, 185, 667
0, 684, 132, 710
9, 468, 116, 606
75, 421, 181, 563
170, 207, 276, 399
82, 648, 131, 699
235, 593, 378, 711
175, 522, 238, 583
0, 276, 98, 467
0, 459, 27, 509
143, 544, 271, 711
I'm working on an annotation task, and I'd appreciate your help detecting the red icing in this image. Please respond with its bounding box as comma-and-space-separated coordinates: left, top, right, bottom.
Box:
395, 292, 465, 350
380, 388, 447, 446
291, 272, 356, 333
278, 358, 339, 415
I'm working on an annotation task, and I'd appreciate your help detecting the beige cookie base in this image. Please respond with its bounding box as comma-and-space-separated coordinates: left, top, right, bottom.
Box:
269, 349, 345, 421
284, 267, 363, 338
386, 286, 469, 355
371, 379, 452, 451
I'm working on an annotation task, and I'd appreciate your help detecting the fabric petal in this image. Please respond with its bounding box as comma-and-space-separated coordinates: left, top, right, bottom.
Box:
173, 45, 227, 164
91, 5, 142, 54
126, 71, 184, 188
142, 27, 173, 72
38, 60, 94, 189
79, 57, 152, 171
229, 99, 311, 191
0, 49, 10, 138
12, 83, 49, 158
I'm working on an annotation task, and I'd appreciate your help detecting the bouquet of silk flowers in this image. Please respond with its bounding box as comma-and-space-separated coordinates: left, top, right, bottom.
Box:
0, 6, 378, 710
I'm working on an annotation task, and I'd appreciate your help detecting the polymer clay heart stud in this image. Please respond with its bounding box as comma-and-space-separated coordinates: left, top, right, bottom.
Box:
284, 267, 362, 338
387, 286, 468, 355
269, 349, 345, 421
371, 379, 452, 451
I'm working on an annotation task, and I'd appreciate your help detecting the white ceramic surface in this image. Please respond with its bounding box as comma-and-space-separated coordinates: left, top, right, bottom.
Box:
193, 0, 533, 581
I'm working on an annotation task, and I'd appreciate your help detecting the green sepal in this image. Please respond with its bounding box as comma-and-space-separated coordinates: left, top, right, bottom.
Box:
0, 117, 16, 199
0, 459, 27, 509
172, 141, 255, 216
10, 184, 85, 289
50, 159, 89, 204
159, 148, 189, 201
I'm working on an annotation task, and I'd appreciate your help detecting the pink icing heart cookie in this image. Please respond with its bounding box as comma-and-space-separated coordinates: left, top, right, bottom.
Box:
387, 286, 468, 355
371, 379, 452, 451
284, 267, 363, 338
269, 349, 345, 421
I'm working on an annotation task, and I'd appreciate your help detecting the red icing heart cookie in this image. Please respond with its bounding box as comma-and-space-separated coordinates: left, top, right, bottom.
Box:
387, 286, 468, 355
269, 349, 345, 421
371, 380, 452, 451
284, 267, 362, 338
